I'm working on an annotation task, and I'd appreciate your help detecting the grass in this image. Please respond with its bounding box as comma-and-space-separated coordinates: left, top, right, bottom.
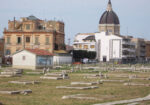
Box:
0, 68, 150, 105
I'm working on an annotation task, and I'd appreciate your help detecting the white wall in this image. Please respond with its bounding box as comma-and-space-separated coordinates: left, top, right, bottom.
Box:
95, 32, 122, 61
12, 50, 36, 69
53, 55, 72, 65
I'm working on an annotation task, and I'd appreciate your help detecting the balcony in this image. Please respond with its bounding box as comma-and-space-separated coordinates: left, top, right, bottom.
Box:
122, 48, 135, 52
122, 41, 135, 46
122, 54, 136, 58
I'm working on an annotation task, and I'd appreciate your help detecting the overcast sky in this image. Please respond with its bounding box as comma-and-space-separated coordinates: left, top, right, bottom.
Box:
0, 0, 150, 44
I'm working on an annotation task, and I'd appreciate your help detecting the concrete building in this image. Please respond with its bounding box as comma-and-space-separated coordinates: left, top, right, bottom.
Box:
95, 32, 135, 63
145, 41, 150, 61
12, 49, 53, 70
4, 15, 65, 56
73, 33, 96, 51
131, 38, 146, 62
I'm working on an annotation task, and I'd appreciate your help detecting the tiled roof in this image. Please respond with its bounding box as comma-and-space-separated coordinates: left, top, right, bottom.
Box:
26, 49, 53, 56
54, 50, 68, 54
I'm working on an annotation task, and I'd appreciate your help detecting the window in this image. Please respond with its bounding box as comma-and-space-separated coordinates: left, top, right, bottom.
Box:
22, 56, 26, 60
17, 37, 21, 44
16, 48, 21, 51
45, 37, 49, 44
84, 45, 88, 49
7, 37, 10, 44
79, 44, 82, 49
108, 29, 112, 32
26, 24, 30, 30
5, 49, 11, 55
26, 37, 30, 43
35, 37, 39, 45
90, 45, 95, 49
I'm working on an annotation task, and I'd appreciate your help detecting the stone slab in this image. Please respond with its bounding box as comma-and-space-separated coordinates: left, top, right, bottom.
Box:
0, 91, 20, 94
3, 69, 23, 74
127, 102, 139, 105
20, 89, 32, 94
71, 82, 100, 85
1, 72, 18, 75
62, 94, 102, 100
26, 72, 43, 75
93, 94, 150, 105
9, 81, 40, 85
100, 80, 126, 82
0, 74, 21, 77
0, 89, 32, 95
56, 86, 98, 90
124, 83, 150, 86
40, 76, 63, 80
45, 73, 62, 76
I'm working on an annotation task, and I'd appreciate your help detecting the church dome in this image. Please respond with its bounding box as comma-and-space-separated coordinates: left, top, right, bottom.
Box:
99, 0, 120, 24
99, 11, 119, 24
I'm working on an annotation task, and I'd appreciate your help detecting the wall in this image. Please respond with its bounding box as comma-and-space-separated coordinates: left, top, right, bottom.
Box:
53, 55, 72, 65
12, 50, 36, 69
36, 55, 53, 68
95, 32, 122, 62
4, 32, 53, 55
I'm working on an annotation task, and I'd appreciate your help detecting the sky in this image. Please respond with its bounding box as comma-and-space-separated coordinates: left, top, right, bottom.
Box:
0, 0, 150, 45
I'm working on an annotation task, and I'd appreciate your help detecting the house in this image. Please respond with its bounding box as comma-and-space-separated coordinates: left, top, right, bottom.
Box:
12, 49, 53, 70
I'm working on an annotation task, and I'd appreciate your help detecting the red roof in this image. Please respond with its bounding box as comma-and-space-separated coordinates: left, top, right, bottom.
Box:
26, 49, 53, 56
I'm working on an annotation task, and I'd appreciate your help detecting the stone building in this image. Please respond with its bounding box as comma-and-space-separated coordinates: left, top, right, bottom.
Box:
99, 0, 120, 35
131, 38, 146, 62
4, 15, 65, 56
145, 41, 150, 61
0, 38, 4, 57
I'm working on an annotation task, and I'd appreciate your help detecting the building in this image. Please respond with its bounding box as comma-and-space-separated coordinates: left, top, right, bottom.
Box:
0, 38, 4, 57
95, 32, 135, 63
0, 38, 4, 64
53, 50, 72, 65
73, 0, 136, 63
98, 0, 120, 35
145, 41, 150, 61
12, 49, 53, 70
73, 33, 96, 51
4, 15, 65, 56
131, 38, 146, 62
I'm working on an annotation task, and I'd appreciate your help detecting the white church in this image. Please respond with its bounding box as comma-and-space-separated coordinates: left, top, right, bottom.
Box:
73, 0, 136, 63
